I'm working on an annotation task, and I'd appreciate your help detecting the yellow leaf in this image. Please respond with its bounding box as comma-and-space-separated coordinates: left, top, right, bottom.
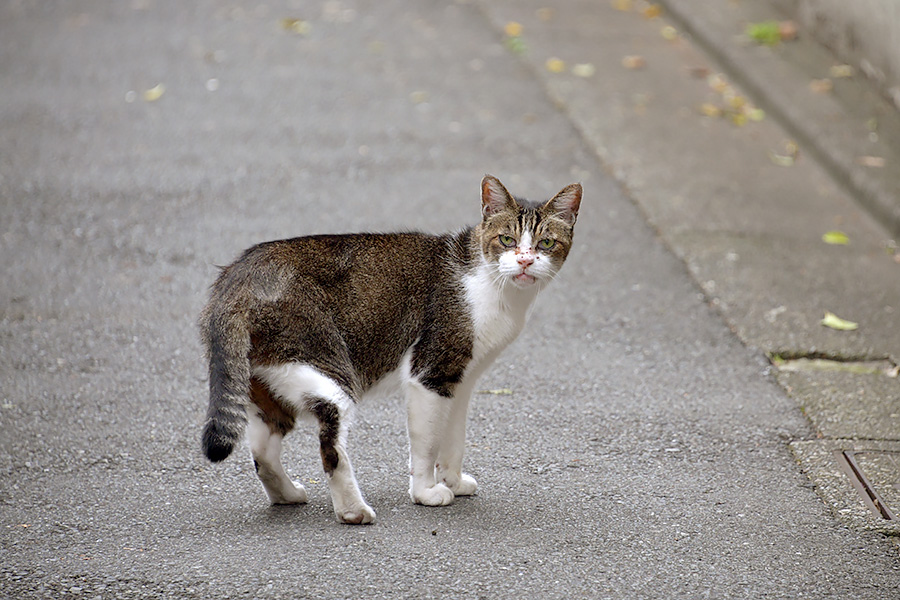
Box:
829, 64, 854, 78
479, 388, 514, 395
699, 103, 721, 117
768, 151, 794, 167
822, 230, 849, 245
545, 57, 566, 73
746, 107, 765, 121
642, 4, 662, 19
504, 21, 523, 37
612, 0, 633, 11
660, 25, 678, 41
821, 311, 858, 331
142, 84, 165, 102
279, 17, 311, 35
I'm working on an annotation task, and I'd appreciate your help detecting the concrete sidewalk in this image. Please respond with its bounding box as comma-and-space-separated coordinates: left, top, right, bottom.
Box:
478, 0, 900, 538
1, 0, 898, 597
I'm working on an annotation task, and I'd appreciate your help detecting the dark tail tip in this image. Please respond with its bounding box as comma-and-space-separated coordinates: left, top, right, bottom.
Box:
202, 421, 236, 463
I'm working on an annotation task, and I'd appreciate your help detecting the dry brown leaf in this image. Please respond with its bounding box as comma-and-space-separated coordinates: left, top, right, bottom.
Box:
856, 156, 886, 168
643, 4, 662, 19
622, 55, 646, 70
809, 78, 833, 93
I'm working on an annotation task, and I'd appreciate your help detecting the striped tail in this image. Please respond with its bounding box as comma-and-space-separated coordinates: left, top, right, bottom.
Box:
200, 310, 252, 463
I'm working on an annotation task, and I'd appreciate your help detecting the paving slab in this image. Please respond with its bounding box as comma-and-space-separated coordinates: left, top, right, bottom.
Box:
776, 366, 900, 441
791, 439, 900, 536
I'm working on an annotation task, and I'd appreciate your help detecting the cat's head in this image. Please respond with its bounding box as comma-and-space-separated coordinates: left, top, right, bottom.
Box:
476, 175, 581, 290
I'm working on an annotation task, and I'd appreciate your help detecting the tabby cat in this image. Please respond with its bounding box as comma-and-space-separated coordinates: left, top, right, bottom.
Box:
200, 175, 582, 523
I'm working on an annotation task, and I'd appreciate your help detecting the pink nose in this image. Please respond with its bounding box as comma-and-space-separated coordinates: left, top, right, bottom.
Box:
517, 252, 534, 267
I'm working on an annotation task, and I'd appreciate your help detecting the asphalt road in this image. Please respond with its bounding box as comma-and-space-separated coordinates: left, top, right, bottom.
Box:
1, 1, 898, 598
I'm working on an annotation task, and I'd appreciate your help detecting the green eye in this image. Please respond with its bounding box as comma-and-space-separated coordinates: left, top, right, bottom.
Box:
498, 234, 516, 248
538, 238, 556, 250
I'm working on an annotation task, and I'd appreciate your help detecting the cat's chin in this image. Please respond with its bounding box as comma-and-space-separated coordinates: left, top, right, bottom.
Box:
511, 273, 538, 288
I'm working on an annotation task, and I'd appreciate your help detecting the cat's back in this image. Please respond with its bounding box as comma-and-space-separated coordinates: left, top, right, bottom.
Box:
210, 230, 472, 316
242, 231, 449, 288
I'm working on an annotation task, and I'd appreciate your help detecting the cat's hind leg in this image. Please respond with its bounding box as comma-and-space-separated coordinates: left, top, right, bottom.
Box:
307, 396, 375, 524
247, 411, 308, 505
247, 378, 307, 504
254, 363, 375, 524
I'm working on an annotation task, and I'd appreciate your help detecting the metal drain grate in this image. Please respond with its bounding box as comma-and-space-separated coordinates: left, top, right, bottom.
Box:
834, 450, 899, 520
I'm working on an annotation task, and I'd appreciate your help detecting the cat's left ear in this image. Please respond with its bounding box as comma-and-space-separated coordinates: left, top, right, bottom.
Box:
542, 183, 582, 226
481, 175, 518, 219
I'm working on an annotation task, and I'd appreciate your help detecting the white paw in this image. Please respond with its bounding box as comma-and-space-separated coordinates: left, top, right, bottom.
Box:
335, 502, 376, 525
449, 473, 478, 496
269, 482, 308, 505
411, 483, 455, 506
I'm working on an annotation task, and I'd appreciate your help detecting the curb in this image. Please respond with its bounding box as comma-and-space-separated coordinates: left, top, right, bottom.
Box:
656, 0, 900, 238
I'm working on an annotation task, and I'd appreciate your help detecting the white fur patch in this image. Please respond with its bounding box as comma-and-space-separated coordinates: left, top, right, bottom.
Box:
252, 363, 353, 415
463, 257, 538, 366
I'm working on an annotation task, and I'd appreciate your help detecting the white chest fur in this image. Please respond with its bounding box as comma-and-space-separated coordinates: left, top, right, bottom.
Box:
462, 260, 538, 367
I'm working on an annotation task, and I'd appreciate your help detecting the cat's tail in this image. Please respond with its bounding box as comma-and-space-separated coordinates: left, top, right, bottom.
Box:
199, 305, 252, 463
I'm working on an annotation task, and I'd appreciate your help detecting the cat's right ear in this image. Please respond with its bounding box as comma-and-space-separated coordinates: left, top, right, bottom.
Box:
481, 175, 517, 219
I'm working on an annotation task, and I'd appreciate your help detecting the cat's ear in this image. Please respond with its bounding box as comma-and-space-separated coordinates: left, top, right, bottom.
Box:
481, 175, 517, 219
542, 183, 582, 226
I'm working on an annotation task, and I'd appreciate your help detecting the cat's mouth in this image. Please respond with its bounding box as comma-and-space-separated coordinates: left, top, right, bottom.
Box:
513, 272, 536, 286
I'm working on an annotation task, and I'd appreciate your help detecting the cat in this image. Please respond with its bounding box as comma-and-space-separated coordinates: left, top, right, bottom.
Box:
199, 175, 582, 524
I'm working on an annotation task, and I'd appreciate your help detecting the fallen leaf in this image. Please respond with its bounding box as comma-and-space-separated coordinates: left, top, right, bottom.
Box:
504, 21, 523, 37
622, 55, 646, 70
856, 156, 886, 167
279, 17, 311, 35
479, 388, 514, 395
729, 112, 748, 127
571, 63, 595, 77
769, 140, 800, 165
726, 94, 746, 110
612, 0, 633, 12
746, 21, 781, 45
660, 25, 679, 41
545, 57, 566, 73
746, 107, 765, 121
822, 230, 850, 245
504, 36, 527, 54
142, 84, 165, 102
829, 64, 854, 78
699, 103, 721, 117
809, 78, 833, 93
642, 4, 662, 19
707, 73, 729, 93
768, 151, 795, 167
778, 20, 798, 41
409, 91, 429, 104
687, 66, 709, 79
821, 311, 858, 331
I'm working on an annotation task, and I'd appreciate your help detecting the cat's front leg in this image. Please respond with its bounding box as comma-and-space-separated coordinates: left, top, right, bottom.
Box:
435, 391, 477, 497
406, 382, 454, 506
